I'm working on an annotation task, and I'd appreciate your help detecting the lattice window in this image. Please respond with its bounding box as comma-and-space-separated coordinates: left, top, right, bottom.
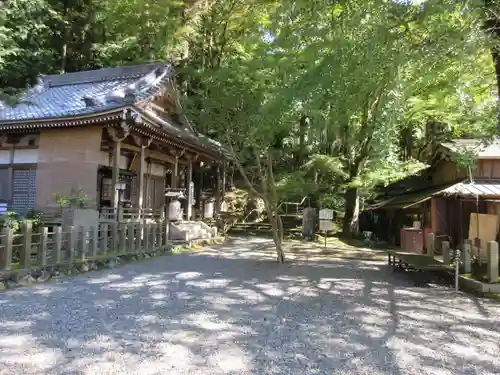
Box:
11, 168, 36, 216
101, 178, 113, 201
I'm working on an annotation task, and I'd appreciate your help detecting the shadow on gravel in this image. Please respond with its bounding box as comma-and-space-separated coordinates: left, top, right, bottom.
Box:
0, 237, 499, 374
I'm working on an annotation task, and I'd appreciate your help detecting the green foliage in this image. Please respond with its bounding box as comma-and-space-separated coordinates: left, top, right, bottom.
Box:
1, 0, 499, 239
25, 209, 45, 230
0, 211, 20, 232
52, 188, 89, 209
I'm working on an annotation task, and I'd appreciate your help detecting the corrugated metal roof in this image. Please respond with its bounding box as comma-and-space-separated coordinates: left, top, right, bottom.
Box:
440, 179, 500, 197
440, 138, 500, 159
0, 63, 171, 123
369, 183, 455, 210
369, 179, 500, 210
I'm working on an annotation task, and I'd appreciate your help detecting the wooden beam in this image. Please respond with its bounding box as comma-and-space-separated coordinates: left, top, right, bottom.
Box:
118, 143, 190, 165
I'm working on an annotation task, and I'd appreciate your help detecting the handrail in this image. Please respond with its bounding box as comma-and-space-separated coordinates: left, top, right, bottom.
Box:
242, 209, 258, 223
276, 196, 310, 216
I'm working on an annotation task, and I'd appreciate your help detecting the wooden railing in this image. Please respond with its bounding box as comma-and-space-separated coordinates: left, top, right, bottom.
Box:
0, 220, 169, 280
99, 207, 164, 223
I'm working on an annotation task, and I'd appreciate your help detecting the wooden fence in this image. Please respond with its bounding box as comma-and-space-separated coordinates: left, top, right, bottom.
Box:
0, 220, 169, 278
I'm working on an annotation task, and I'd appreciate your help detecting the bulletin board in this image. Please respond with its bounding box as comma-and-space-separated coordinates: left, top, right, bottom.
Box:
468, 213, 499, 254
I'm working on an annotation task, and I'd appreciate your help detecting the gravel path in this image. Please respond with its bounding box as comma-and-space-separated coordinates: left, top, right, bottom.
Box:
0, 236, 499, 375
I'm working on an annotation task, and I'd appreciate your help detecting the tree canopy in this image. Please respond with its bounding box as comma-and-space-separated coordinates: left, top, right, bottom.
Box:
1, 0, 499, 259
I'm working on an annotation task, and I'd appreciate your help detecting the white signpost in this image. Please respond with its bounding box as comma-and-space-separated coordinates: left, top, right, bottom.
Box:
319, 208, 334, 248
187, 181, 195, 220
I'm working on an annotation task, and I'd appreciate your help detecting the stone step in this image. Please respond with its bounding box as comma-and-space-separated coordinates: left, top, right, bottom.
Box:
169, 220, 217, 241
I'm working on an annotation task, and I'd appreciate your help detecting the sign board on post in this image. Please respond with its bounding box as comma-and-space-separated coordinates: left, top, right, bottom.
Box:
319, 208, 334, 248
319, 208, 334, 221
319, 220, 334, 232
189, 181, 195, 206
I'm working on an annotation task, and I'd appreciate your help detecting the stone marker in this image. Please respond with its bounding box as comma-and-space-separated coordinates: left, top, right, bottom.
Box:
463, 239, 472, 274
302, 208, 316, 241
487, 241, 499, 283
426, 232, 435, 257
442, 241, 451, 265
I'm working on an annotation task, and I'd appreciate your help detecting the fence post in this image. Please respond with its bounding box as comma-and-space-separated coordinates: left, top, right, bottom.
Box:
78, 225, 87, 262
164, 219, 170, 246
426, 232, 435, 257
158, 221, 164, 247
487, 241, 499, 283
109, 222, 117, 254
119, 223, 127, 253
143, 222, 150, 252
136, 221, 144, 251
148, 222, 154, 251
68, 226, 76, 264
463, 239, 472, 274
127, 223, 135, 252
20, 221, 32, 269
149, 222, 155, 250
155, 223, 161, 249
38, 227, 48, 267
89, 226, 97, 258
151, 223, 155, 250
53, 226, 62, 265
442, 241, 451, 265
0, 228, 13, 271
101, 223, 108, 254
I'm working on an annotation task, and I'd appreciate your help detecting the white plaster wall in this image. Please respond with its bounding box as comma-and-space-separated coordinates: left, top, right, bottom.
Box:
13, 149, 39, 164
0, 151, 10, 164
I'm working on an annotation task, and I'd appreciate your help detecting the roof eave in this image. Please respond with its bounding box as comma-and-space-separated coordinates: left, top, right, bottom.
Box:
0, 107, 125, 129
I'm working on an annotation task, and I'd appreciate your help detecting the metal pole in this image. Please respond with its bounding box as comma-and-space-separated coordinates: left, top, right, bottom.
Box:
324, 230, 327, 249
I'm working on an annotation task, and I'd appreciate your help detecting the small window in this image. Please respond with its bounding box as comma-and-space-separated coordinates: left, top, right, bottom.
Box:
28, 138, 36, 146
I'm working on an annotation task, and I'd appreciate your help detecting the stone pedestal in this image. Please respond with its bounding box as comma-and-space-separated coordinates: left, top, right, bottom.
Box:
62, 208, 99, 233
168, 200, 183, 221
204, 199, 214, 219
487, 241, 499, 283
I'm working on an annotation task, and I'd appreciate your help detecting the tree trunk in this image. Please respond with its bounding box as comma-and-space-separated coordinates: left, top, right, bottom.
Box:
297, 115, 308, 167
60, 0, 70, 73
484, 0, 500, 126
342, 187, 360, 237
270, 213, 285, 263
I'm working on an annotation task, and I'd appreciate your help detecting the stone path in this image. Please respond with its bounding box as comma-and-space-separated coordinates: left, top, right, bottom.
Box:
0, 237, 499, 375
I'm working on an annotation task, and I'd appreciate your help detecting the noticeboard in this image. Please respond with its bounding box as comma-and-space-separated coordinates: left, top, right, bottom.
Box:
319, 208, 334, 221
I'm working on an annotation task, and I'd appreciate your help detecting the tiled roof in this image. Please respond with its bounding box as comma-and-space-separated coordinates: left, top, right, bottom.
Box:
0, 62, 170, 123
440, 138, 500, 159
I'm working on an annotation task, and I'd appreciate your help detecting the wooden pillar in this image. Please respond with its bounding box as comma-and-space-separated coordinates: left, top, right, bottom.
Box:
221, 161, 226, 211
215, 163, 221, 215
112, 140, 121, 209
132, 136, 152, 209
172, 155, 179, 188
186, 161, 193, 220
136, 145, 146, 208
107, 125, 129, 211
198, 162, 204, 213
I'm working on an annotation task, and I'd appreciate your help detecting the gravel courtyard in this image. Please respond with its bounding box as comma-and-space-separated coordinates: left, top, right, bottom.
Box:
0, 237, 499, 375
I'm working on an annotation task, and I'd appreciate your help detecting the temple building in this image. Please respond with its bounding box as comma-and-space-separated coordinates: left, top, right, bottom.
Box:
0, 62, 226, 239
